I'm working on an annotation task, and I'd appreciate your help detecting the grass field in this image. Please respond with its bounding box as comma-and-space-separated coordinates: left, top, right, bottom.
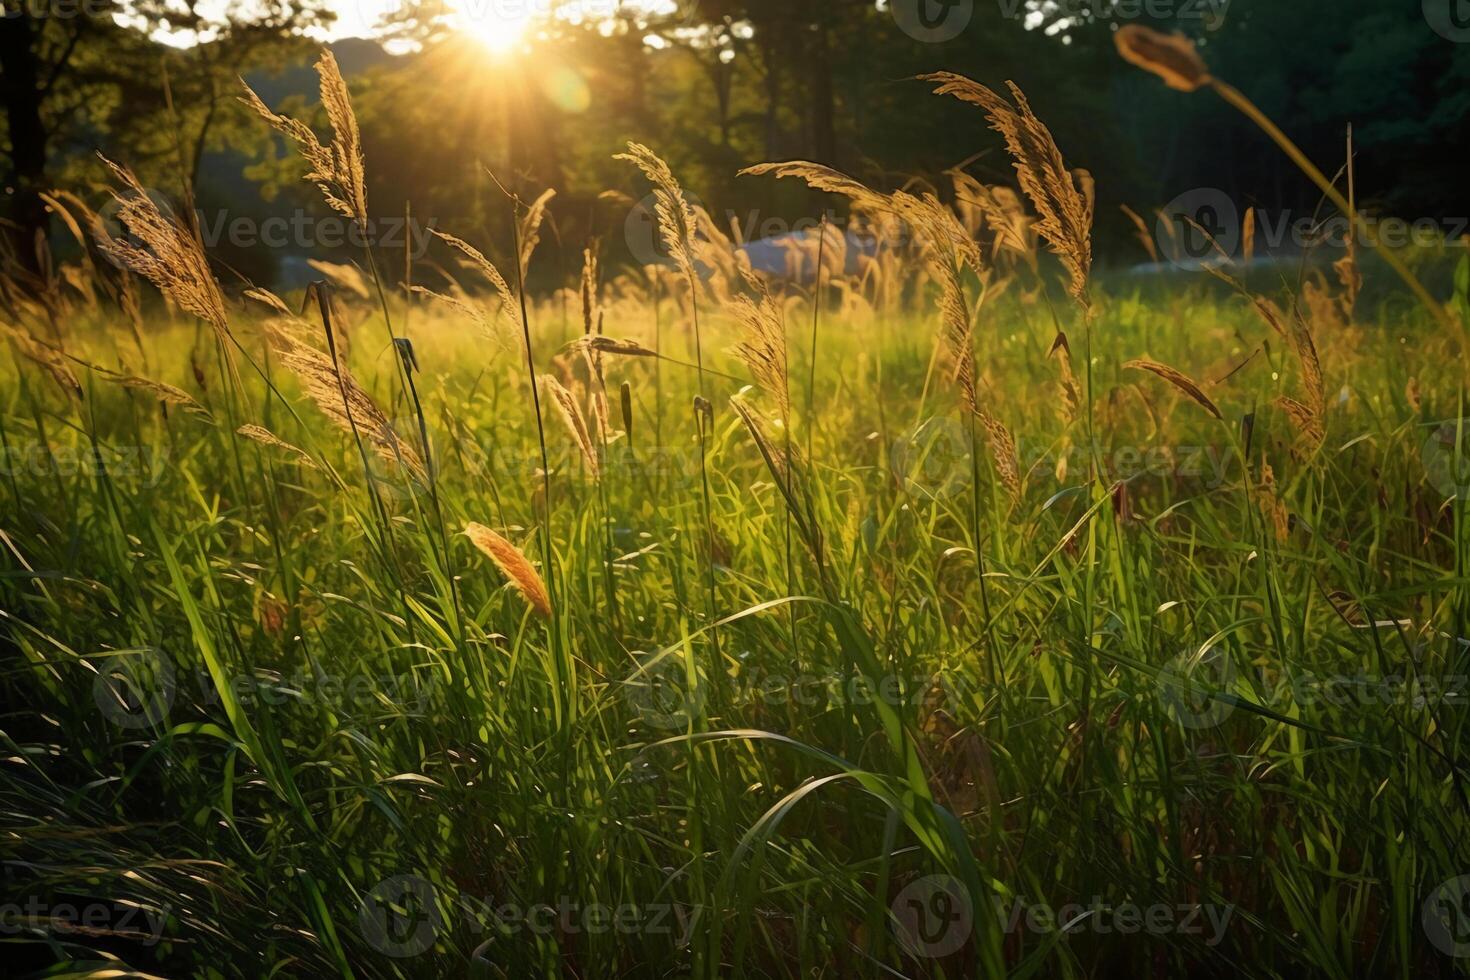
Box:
3, 44, 1470, 980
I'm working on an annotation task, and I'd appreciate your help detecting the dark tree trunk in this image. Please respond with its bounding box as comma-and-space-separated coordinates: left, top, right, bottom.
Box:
761, 43, 780, 160
806, 14, 837, 166
623, 29, 648, 131
713, 60, 732, 148
0, 13, 50, 274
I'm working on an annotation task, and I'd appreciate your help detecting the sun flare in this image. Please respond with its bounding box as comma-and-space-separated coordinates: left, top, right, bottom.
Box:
454, 1, 535, 54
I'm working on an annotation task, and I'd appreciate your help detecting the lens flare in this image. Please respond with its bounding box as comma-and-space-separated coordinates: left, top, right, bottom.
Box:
454, 0, 535, 54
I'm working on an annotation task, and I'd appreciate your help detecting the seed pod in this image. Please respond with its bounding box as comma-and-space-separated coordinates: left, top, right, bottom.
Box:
464, 523, 552, 618
1114, 26, 1212, 93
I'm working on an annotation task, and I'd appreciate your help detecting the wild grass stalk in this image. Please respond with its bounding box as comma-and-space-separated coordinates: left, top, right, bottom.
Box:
5, 42, 1470, 980
1115, 25, 1462, 350
617, 144, 726, 717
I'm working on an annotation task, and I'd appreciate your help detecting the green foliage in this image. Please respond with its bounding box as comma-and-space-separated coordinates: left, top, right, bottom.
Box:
1455, 252, 1470, 332
1, 263, 1467, 977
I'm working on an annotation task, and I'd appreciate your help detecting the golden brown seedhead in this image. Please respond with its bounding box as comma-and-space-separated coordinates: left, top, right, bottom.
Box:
1114, 26, 1212, 93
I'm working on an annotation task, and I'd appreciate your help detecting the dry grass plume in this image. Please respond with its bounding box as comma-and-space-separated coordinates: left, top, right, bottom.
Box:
730, 269, 791, 421
240, 50, 369, 227
272, 330, 426, 482
236, 424, 319, 470
1114, 25, 1212, 92
94, 157, 230, 341
540, 374, 600, 479
464, 522, 552, 618
919, 72, 1094, 312
1125, 358, 1224, 420
616, 144, 700, 286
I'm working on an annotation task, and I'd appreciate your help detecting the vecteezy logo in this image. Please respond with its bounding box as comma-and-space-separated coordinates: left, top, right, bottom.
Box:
359, 875, 442, 958
1421, 418, 1470, 500
891, 0, 974, 43
891, 416, 973, 500
1156, 188, 1239, 268
1423, 875, 1470, 957
624, 191, 706, 269
623, 650, 706, 732
1157, 644, 1236, 729
92, 647, 176, 729
1425, 0, 1470, 42
95, 183, 177, 271
891, 875, 973, 958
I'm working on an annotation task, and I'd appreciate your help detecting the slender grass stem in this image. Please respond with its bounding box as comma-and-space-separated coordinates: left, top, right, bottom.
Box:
1211, 80, 1464, 350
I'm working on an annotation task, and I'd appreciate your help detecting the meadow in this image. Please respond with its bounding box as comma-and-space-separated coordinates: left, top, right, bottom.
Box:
3, 31, 1470, 980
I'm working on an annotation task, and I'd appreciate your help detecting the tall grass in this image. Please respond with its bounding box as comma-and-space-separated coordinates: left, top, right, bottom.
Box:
1, 45, 1469, 980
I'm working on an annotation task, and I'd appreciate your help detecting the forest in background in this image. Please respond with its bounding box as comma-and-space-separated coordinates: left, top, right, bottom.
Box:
4, 0, 1470, 288
5, 6, 1470, 977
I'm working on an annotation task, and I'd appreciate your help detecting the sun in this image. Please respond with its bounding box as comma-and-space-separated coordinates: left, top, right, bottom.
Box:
454, 2, 535, 54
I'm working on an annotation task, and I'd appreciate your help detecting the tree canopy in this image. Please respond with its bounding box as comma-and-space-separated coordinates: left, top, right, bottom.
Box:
3, 0, 1465, 286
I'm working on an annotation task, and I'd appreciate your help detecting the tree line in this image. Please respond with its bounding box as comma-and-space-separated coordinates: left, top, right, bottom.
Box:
3, 0, 1466, 287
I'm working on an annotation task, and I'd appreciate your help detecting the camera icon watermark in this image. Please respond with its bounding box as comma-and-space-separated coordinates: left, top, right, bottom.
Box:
1150, 188, 1466, 268
1423, 875, 1470, 957
625, 191, 707, 269
891, 874, 973, 958
92, 647, 176, 729
361, 414, 431, 502
1157, 187, 1240, 268
1421, 418, 1470, 501
1157, 644, 1236, 729
359, 874, 443, 958
623, 650, 707, 732
1425, 0, 1470, 42
891, 416, 973, 500
95, 183, 177, 272
891, 0, 974, 43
